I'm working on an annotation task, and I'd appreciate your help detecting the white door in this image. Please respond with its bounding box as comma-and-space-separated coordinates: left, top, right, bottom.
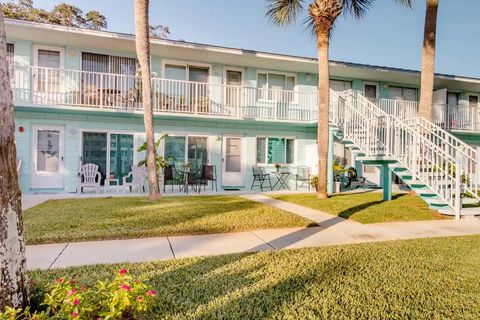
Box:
33, 46, 65, 103
222, 136, 244, 187
364, 83, 378, 101
433, 88, 447, 126
225, 70, 243, 113
31, 125, 65, 189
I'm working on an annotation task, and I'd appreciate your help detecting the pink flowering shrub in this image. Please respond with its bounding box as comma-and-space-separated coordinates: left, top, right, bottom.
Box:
0, 269, 156, 320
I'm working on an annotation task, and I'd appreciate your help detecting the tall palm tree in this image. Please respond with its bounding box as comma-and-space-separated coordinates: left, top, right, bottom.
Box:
0, 6, 28, 309
134, 0, 161, 200
266, 0, 411, 199
418, 0, 439, 121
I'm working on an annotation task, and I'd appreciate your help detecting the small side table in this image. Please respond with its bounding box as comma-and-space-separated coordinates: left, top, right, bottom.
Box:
105, 178, 119, 193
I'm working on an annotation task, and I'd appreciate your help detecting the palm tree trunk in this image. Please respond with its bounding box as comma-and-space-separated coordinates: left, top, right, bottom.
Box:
134, 0, 161, 200
316, 29, 330, 199
418, 0, 439, 121
0, 7, 28, 309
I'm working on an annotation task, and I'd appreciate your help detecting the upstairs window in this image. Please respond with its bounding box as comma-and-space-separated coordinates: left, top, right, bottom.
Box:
257, 73, 295, 100
164, 64, 209, 83
82, 52, 138, 76
330, 80, 352, 92
388, 86, 417, 102
256, 137, 295, 164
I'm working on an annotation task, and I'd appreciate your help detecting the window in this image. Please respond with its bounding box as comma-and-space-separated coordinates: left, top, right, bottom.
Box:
256, 137, 295, 164
257, 73, 295, 100
388, 86, 417, 101
447, 92, 459, 106
164, 135, 209, 176
330, 80, 352, 92
82, 52, 137, 75
164, 64, 209, 83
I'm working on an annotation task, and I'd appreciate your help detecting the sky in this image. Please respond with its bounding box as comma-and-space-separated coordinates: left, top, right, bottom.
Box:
32, 0, 480, 78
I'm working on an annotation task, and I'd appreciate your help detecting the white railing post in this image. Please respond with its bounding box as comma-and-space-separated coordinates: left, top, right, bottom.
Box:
454, 158, 462, 220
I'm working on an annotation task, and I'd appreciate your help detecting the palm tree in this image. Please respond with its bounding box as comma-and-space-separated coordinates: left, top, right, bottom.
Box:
0, 6, 28, 309
134, 0, 161, 200
266, 0, 411, 199
418, 0, 439, 121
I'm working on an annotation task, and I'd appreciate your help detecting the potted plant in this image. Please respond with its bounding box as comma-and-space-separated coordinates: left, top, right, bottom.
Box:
310, 174, 319, 191
137, 134, 171, 190
183, 162, 193, 171
274, 163, 281, 173
332, 159, 356, 194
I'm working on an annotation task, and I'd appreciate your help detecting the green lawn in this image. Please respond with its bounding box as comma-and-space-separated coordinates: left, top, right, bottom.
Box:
29, 235, 480, 319
24, 196, 315, 245
271, 192, 447, 224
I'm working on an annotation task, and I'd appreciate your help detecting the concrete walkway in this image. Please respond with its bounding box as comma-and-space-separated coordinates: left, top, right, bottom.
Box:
26, 194, 480, 270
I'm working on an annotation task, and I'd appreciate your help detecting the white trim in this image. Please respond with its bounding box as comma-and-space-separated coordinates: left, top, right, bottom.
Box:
222, 135, 245, 187
223, 66, 245, 86
79, 129, 138, 183
31, 124, 65, 189
161, 59, 212, 82
33, 45, 65, 68
162, 133, 212, 166
255, 136, 296, 165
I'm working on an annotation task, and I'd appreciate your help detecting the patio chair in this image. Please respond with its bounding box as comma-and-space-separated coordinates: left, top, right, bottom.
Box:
77, 163, 102, 194
251, 165, 272, 191
345, 167, 366, 190
200, 164, 218, 192
295, 166, 311, 191
163, 165, 181, 192
123, 165, 147, 193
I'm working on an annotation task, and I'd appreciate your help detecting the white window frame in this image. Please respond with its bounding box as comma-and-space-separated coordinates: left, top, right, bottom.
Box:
79, 129, 138, 183
223, 67, 245, 86
33, 45, 65, 69
388, 85, 418, 102
161, 133, 211, 166
161, 59, 212, 83
256, 70, 297, 102
255, 136, 296, 165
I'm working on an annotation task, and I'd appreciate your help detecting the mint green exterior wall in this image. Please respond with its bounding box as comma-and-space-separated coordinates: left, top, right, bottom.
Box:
14, 108, 316, 192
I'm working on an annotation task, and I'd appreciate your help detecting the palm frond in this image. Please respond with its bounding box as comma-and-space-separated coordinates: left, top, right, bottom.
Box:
266, 0, 305, 26
341, 0, 374, 19
394, 0, 413, 8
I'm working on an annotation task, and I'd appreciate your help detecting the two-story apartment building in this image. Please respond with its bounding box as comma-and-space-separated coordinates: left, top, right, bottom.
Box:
7, 18, 480, 193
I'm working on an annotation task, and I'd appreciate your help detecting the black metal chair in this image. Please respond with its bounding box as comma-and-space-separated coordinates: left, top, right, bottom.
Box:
295, 166, 311, 190
251, 165, 272, 191
200, 164, 218, 192
163, 165, 181, 192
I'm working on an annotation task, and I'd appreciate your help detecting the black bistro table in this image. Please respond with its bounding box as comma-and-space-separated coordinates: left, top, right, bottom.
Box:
271, 170, 291, 190
178, 170, 200, 194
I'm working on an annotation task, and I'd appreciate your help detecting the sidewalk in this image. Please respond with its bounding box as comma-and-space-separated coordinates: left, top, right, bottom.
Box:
26, 195, 480, 270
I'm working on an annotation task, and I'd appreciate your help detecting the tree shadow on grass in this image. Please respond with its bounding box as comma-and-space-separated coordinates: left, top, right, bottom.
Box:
337, 193, 406, 220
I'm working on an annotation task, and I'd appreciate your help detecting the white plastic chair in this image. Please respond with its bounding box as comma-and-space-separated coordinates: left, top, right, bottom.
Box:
123, 165, 147, 193
77, 163, 102, 193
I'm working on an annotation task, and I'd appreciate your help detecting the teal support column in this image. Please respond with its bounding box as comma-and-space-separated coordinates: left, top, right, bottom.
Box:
327, 128, 335, 194
381, 163, 392, 201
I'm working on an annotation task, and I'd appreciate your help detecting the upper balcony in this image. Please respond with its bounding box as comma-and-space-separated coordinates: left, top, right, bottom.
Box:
372, 98, 480, 132
11, 65, 318, 124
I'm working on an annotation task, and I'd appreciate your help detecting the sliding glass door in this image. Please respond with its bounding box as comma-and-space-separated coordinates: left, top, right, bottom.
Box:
82, 132, 107, 184
110, 134, 134, 183
82, 132, 134, 185
164, 135, 208, 176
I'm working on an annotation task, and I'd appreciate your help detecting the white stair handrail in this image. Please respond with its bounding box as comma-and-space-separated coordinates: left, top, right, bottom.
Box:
330, 90, 466, 214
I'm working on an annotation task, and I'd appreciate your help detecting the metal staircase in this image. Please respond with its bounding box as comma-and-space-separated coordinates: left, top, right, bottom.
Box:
329, 89, 480, 219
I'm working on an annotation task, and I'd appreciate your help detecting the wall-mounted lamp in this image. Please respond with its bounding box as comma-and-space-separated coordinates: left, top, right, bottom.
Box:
18, 126, 24, 133
306, 73, 312, 82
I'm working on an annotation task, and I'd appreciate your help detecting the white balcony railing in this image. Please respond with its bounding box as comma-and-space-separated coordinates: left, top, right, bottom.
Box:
11, 65, 318, 123
370, 98, 480, 131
